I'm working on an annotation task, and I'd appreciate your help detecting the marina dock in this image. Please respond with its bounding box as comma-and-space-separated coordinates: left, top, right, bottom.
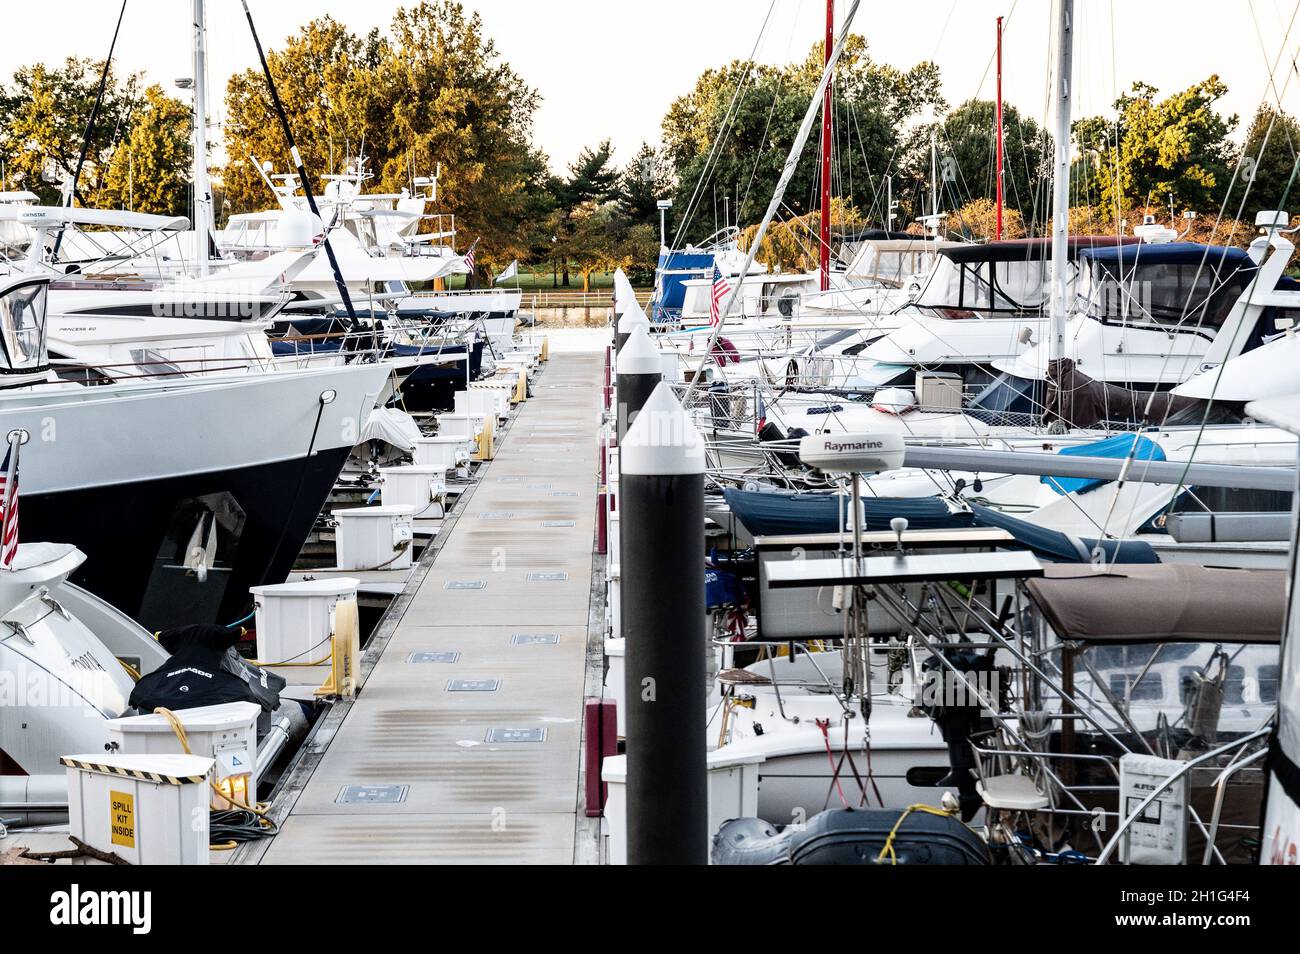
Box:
240, 351, 603, 864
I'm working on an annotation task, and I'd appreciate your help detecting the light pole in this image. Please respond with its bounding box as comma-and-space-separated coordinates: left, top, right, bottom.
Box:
656, 199, 672, 251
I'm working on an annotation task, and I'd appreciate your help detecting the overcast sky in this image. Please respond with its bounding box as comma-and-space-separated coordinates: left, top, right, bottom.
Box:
1, 0, 1297, 172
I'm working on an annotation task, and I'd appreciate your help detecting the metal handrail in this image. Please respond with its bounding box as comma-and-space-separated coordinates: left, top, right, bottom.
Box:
1094, 726, 1273, 864
1201, 746, 1270, 864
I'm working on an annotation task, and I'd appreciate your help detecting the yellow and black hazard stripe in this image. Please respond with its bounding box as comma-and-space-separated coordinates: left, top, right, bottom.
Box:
59, 756, 207, 786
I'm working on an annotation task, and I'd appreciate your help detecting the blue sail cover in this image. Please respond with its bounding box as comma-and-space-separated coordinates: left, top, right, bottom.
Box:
722, 487, 971, 536
1041, 433, 1166, 495
969, 504, 1159, 564
721, 487, 1158, 564
652, 250, 714, 324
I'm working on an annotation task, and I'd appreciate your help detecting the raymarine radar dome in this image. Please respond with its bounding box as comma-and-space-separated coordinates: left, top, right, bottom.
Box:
797, 432, 906, 474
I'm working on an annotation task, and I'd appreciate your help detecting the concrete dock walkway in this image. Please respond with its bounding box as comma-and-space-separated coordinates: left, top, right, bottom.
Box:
250, 351, 602, 864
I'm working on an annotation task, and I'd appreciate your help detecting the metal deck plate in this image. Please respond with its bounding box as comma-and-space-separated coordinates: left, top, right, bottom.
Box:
478, 511, 515, 519
512, 633, 560, 645
336, 784, 409, 805
527, 572, 569, 582
447, 678, 501, 692
550, 491, 578, 497
445, 580, 487, 590
485, 728, 547, 743
542, 520, 576, 528
407, 651, 460, 664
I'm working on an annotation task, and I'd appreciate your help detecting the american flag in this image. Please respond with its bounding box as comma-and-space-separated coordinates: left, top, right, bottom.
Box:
463, 238, 479, 274
0, 435, 20, 569
709, 264, 732, 327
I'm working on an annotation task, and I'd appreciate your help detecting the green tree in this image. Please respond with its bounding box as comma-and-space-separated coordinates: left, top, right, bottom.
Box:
550, 140, 618, 285
911, 98, 1052, 234
1229, 105, 1300, 221
1073, 77, 1237, 217
221, 3, 547, 278
616, 142, 671, 227
98, 85, 191, 216
0, 57, 144, 204
661, 34, 943, 245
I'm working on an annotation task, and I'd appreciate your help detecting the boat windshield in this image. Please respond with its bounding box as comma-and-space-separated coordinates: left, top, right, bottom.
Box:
1079, 257, 1255, 330
915, 254, 1062, 315
965, 372, 1041, 425
0, 279, 48, 372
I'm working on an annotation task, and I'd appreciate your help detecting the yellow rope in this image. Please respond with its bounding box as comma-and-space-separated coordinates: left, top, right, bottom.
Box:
116, 658, 141, 682
152, 707, 270, 819
876, 803, 962, 865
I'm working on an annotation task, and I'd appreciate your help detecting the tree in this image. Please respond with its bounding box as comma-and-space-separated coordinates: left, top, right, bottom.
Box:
220, 3, 548, 277
738, 197, 862, 272
1230, 105, 1300, 221
661, 34, 944, 245
616, 142, 672, 227
945, 197, 1026, 241
1073, 77, 1237, 217
98, 85, 191, 216
550, 140, 618, 285
910, 98, 1052, 233
0, 57, 145, 204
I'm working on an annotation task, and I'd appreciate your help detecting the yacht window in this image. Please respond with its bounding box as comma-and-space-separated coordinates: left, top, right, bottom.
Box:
1259, 664, 1280, 703
1109, 672, 1164, 701
1087, 261, 1252, 330
966, 372, 1040, 424
992, 260, 1050, 309
0, 280, 48, 371
964, 264, 994, 309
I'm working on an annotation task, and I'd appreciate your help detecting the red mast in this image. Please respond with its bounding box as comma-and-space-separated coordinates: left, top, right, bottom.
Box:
818, 0, 833, 291
995, 15, 1004, 240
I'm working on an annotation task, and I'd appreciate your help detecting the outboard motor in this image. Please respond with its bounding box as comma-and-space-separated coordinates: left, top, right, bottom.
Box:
920, 650, 998, 821
757, 421, 805, 470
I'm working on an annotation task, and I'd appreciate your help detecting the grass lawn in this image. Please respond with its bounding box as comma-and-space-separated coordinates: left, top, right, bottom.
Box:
440, 269, 644, 291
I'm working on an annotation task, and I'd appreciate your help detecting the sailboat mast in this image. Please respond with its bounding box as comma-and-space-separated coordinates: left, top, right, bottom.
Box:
192, 0, 212, 276
818, 0, 834, 291
995, 15, 1004, 241
1049, 0, 1074, 364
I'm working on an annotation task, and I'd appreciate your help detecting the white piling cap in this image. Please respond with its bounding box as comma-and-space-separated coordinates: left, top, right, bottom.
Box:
616, 324, 662, 376
622, 381, 705, 476
616, 299, 651, 334
613, 268, 637, 310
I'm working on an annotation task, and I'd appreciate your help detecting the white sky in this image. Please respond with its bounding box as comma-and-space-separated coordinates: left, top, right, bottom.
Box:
0, 0, 1297, 172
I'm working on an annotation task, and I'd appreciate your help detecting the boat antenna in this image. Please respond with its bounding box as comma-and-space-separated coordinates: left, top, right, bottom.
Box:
239, 0, 359, 326
52, 0, 129, 261
684, 0, 862, 403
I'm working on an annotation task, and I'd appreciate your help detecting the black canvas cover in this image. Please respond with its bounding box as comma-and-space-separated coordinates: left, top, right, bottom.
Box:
129, 624, 285, 714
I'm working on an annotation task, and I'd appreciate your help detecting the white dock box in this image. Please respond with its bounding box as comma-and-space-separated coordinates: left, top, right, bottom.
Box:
62, 752, 213, 865
332, 505, 415, 570
412, 435, 470, 470
601, 750, 763, 865
249, 577, 359, 681
106, 702, 260, 810
379, 464, 446, 518
436, 413, 484, 441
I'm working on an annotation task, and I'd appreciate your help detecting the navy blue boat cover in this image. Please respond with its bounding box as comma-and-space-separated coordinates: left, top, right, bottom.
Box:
722, 487, 1158, 564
